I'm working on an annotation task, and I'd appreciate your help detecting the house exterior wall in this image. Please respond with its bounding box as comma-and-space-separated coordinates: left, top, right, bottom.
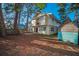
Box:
58, 22, 78, 45
62, 32, 78, 45
38, 26, 48, 35
61, 23, 78, 32
31, 27, 35, 32
47, 17, 60, 34
46, 26, 50, 35
58, 32, 62, 41
39, 16, 46, 25
37, 26, 57, 35
48, 17, 60, 26
30, 13, 60, 35
28, 22, 32, 32
28, 26, 32, 32
58, 32, 78, 45
37, 26, 53, 35
48, 18, 53, 25
31, 20, 36, 26
38, 27, 47, 34
49, 26, 58, 34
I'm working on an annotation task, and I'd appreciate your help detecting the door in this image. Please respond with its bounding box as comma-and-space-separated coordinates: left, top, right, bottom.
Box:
36, 28, 38, 32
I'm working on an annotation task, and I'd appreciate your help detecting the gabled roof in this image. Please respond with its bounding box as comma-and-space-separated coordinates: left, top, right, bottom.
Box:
32, 13, 62, 27
73, 19, 79, 28
32, 12, 41, 20
63, 16, 71, 24
58, 16, 74, 31
59, 16, 72, 27
49, 14, 61, 24
59, 17, 76, 30
58, 16, 79, 32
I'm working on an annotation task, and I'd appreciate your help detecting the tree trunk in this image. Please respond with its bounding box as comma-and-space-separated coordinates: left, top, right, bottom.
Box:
75, 10, 79, 45
26, 12, 29, 31
75, 10, 78, 21
25, 4, 32, 31
25, 5, 30, 31
13, 3, 20, 34
0, 4, 6, 37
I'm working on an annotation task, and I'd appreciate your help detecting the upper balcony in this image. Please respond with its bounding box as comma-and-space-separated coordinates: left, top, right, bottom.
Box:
31, 20, 36, 26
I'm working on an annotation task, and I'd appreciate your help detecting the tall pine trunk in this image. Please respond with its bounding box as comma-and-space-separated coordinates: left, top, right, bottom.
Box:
0, 4, 6, 37
25, 4, 30, 31
13, 3, 20, 34
75, 10, 79, 45
25, 12, 29, 31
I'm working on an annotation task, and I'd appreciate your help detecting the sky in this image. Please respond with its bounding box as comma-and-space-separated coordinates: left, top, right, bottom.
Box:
20, 3, 75, 25
2, 3, 75, 26
42, 3, 75, 21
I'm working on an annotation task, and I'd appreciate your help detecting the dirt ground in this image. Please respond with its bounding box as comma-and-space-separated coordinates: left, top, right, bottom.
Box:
0, 33, 79, 56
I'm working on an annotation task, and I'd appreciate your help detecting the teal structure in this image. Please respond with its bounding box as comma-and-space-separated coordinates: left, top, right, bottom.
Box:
57, 19, 79, 45
58, 32, 78, 45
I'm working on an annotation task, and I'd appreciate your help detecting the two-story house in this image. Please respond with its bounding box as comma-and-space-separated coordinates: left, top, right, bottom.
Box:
29, 12, 61, 35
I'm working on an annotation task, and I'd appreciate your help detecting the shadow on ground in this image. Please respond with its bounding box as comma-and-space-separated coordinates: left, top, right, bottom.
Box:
0, 33, 79, 56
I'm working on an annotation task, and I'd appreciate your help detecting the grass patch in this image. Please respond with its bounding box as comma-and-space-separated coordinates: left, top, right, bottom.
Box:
49, 33, 57, 38
36, 32, 58, 37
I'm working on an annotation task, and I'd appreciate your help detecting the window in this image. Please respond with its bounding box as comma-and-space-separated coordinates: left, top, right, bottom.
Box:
51, 27, 54, 31
43, 27, 46, 31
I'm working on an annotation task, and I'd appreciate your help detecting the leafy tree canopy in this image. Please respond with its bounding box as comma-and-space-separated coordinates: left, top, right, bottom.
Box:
36, 3, 46, 10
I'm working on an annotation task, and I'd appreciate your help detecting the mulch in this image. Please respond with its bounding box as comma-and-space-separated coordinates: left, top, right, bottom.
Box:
0, 33, 79, 56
